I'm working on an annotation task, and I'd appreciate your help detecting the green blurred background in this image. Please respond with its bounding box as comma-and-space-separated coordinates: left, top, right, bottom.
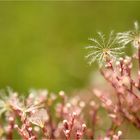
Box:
0, 1, 140, 93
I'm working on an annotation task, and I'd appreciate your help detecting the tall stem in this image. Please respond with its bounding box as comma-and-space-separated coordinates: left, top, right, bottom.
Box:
138, 44, 140, 90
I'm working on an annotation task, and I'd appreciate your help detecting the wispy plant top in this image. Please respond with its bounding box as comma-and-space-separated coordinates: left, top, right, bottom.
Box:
117, 21, 140, 48
85, 31, 125, 67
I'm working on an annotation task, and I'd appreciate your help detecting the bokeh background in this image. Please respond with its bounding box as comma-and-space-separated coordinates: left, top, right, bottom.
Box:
0, 1, 140, 139
0, 1, 140, 93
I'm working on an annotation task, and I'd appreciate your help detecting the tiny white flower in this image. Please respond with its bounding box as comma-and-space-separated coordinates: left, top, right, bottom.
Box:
118, 130, 122, 136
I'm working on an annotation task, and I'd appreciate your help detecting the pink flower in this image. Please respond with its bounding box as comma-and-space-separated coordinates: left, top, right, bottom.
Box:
29, 109, 49, 128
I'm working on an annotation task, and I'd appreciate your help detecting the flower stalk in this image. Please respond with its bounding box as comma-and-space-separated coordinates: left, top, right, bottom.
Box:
138, 44, 140, 90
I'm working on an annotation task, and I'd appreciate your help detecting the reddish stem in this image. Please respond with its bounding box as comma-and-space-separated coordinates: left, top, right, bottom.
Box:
138, 45, 140, 90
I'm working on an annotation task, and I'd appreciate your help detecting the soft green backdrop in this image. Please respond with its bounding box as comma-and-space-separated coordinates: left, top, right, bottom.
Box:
0, 1, 140, 92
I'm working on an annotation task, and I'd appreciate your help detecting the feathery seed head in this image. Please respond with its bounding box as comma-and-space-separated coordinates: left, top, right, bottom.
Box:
86, 31, 125, 67
117, 21, 140, 48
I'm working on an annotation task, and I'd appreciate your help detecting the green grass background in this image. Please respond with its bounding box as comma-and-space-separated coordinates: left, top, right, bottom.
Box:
0, 1, 140, 139
0, 1, 140, 93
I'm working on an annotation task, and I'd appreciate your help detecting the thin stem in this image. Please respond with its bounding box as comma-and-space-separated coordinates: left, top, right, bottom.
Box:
106, 122, 118, 137
138, 44, 140, 90
91, 107, 98, 139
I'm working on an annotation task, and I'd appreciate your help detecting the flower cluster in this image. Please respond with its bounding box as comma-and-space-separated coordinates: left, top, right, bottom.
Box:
0, 88, 123, 140
91, 22, 140, 138
1, 22, 140, 140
